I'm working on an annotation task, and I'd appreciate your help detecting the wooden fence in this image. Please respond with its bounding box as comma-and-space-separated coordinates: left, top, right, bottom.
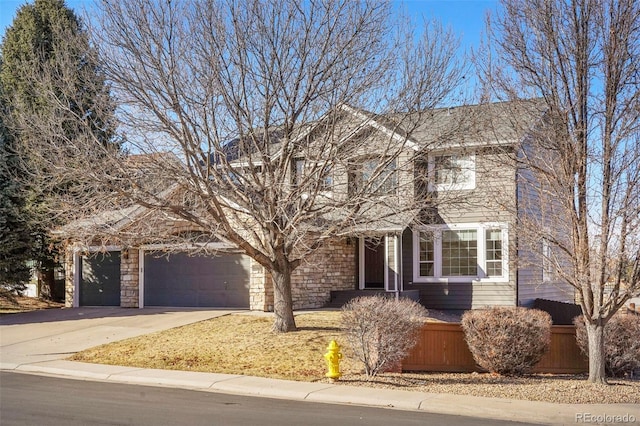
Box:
402, 323, 588, 374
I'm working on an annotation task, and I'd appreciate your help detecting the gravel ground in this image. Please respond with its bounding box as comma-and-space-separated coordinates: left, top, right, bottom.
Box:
324, 372, 640, 404
338, 309, 639, 405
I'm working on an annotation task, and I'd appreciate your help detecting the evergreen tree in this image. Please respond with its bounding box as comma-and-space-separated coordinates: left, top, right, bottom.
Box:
0, 107, 32, 298
0, 0, 118, 300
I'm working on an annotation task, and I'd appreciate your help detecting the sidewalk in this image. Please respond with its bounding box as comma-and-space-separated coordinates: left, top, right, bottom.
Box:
2, 308, 639, 425
3, 359, 639, 425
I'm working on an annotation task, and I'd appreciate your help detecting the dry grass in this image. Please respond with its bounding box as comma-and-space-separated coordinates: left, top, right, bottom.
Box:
71, 311, 361, 380
0, 295, 64, 314
70, 311, 640, 404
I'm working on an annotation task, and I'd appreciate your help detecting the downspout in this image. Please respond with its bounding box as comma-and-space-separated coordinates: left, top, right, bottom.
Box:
398, 231, 403, 298
138, 249, 145, 309
515, 152, 520, 307
393, 233, 399, 300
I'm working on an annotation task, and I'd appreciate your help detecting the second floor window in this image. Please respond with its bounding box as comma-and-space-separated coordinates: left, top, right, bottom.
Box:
350, 157, 398, 195
293, 158, 332, 191
432, 153, 475, 190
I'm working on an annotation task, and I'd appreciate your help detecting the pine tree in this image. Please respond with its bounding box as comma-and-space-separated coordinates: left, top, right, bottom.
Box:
0, 0, 118, 300
0, 110, 32, 298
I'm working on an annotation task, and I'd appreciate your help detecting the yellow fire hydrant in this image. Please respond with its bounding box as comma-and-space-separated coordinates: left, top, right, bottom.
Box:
324, 340, 342, 380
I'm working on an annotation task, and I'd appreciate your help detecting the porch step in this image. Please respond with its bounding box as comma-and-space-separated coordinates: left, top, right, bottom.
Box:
326, 290, 422, 308
325, 290, 394, 308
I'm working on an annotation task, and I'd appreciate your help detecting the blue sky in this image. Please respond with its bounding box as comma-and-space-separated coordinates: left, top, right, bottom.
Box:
1, 0, 497, 51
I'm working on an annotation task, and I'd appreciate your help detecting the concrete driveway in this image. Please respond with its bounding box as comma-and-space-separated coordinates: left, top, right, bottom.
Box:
0, 307, 241, 369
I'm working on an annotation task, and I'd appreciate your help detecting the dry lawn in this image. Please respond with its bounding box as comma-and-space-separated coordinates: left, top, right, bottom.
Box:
0, 295, 64, 314
70, 311, 640, 404
71, 311, 361, 380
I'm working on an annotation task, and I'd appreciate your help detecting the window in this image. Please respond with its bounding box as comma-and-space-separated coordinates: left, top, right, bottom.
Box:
441, 229, 477, 276
413, 223, 508, 282
350, 158, 397, 195
542, 238, 555, 282
228, 164, 262, 185
485, 229, 503, 277
418, 231, 435, 277
431, 153, 475, 190
293, 158, 332, 191
321, 166, 333, 190
293, 158, 305, 186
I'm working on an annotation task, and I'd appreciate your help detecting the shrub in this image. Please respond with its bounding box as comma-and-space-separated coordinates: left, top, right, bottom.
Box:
461, 307, 552, 375
574, 314, 640, 377
341, 295, 427, 377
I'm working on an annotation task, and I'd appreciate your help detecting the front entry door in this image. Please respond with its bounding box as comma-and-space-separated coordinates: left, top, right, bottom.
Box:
361, 238, 385, 289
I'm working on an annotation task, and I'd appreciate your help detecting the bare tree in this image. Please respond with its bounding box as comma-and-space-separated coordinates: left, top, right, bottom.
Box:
12, 0, 465, 332
478, 0, 640, 383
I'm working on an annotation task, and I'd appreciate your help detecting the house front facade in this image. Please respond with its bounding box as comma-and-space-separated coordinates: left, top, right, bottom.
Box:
62, 101, 574, 311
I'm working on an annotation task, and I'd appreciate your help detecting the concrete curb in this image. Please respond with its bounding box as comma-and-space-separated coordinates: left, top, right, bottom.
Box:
3, 360, 639, 425
3, 309, 639, 425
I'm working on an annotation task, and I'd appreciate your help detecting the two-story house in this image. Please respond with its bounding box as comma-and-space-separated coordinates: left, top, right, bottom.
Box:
61, 100, 574, 311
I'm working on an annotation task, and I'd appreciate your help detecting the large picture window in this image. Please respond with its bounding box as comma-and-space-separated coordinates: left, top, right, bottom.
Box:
413, 223, 508, 282
441, 229, 478, 276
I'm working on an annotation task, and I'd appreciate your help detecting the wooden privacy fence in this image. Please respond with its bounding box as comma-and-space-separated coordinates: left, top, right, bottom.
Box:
402, 323, 588, 374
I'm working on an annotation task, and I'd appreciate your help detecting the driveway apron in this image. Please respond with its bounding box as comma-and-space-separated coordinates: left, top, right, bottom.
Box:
0, 308, 240, 369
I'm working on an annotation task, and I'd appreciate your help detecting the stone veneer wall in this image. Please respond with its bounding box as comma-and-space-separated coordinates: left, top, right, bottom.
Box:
64, 246, 75, 308
291, 239, 358, 309
290, 238, 356, 309
248, 238, 356, 311
249, 258, 274, 311
120, 248, 139, 307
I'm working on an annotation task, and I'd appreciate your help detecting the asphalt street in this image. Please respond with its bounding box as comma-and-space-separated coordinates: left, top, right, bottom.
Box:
0, 372, 539, 426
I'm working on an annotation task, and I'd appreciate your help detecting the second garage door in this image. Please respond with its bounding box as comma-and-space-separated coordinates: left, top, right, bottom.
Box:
80, 251, 121, 306
143, 252, 251, 308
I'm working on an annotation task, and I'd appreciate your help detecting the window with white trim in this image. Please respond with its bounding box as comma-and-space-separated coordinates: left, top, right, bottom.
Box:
542, 238, 555, 282
485, 228, 504, 277
430, 153, 476, 190
442, 229, 478, 276
413, 223, 508, 282
293, 158, 332, 191
349, 157, 397, 195
418, 231, 435, 277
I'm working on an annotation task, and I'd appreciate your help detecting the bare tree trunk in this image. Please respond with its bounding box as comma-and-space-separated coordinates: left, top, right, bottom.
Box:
585, 321, 607, 385
481, 0, 640, 384
271, 263, 297, 333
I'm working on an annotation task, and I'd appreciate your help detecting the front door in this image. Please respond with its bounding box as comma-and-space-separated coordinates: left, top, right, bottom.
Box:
360, 238, 385, 289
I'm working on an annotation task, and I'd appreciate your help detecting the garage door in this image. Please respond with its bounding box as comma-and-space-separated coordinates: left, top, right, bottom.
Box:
80, 252, 121, 306
143, 252, 250, 307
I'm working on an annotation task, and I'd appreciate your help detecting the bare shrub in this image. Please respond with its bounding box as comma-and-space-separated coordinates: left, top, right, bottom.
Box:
461, 307, 552, 375
574, 314, 640, 377
341, 295, 428, 378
